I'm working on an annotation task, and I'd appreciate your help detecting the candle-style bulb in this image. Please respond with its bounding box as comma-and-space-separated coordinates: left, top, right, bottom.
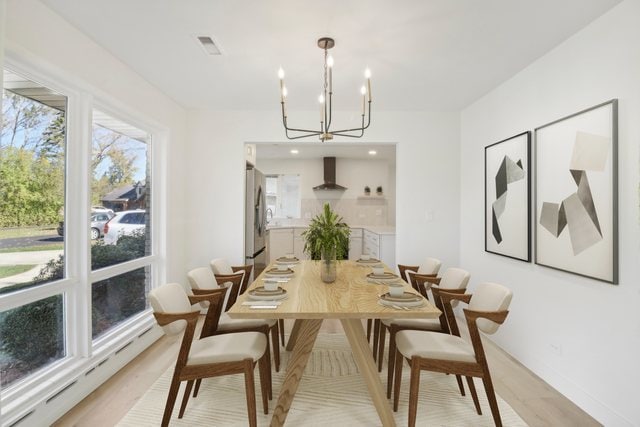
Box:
327, 56, 334, 68
364, 68, 372, 79
282, 86, 288, 98
278, 67, 285, 79
360, 85, 367, 95
318, 94, 325, 104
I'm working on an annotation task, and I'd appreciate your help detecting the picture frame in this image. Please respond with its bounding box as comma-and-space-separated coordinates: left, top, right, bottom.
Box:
484, 131, 531, 262
535, 99, 618, 284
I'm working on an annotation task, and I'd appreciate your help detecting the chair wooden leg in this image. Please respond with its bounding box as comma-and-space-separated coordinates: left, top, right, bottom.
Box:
386, 328, 396, 398
161, 374, 182, 427
455, 374, 466, 396
366, 319, 372, 342
466, 376, 481, 415
393, 350, 404, 411
482, 374, 503, 427
377, 324, 386, 372
372, 319, 380, 361
257, 355, 269, 415
264, 340, 273, 400
278, 319, 285, 346
243, 359, 257, 427
408, 359, 421, 427
178, 380, 194, 418
271, 324, 281, 372
192, 378, 202, 397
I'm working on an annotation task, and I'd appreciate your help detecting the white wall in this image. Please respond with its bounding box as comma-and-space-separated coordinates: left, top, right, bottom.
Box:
460, 1, 640, 425
185, 109, 460, 272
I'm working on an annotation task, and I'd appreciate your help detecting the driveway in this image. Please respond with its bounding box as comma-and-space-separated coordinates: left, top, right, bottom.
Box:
0, 235, 63, 250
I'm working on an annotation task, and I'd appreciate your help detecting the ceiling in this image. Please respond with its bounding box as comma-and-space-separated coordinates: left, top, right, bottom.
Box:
256, 143, 395, 161
41, 0, 620, 111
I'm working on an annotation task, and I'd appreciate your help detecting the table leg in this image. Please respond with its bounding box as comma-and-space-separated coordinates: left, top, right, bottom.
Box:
285, 319, 303, 351
341, 318, 397, 427
270, 319, 323, 427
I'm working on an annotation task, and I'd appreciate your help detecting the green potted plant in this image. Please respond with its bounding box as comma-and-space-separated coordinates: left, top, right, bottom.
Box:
302, 203, 351, 283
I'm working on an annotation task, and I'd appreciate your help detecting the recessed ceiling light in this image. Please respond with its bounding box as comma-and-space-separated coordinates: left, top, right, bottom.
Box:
290, 149, 299, 154
195, 36, 222, 55
368, 150, 377, 155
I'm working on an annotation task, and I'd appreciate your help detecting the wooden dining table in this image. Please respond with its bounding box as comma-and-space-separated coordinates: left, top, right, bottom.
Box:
227, 260, 442, 427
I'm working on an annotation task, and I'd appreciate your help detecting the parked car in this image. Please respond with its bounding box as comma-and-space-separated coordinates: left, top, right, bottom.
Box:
57, 210, 115, 239
103, 209, 146, 245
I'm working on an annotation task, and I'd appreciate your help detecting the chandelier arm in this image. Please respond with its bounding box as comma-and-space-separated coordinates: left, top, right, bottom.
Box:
285, 132, 323, 140
285, 127, 323, 135
362, 101, 372, 130
330, 132, 365, 138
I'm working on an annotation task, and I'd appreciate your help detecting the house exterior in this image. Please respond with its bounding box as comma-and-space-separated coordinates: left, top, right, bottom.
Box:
100, 181, 146, 212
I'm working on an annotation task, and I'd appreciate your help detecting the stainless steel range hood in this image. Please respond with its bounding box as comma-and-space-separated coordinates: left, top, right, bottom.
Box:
313, 157, 347, 191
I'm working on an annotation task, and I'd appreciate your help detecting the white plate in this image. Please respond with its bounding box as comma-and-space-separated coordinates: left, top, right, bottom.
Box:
265, 271, 294, 278
276, 259, 300, 265
247, 290, 288, 301
378, 298, 425, 308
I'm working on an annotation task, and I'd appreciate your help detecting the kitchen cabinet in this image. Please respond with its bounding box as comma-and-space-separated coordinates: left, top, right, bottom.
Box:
363, 228, 395, 269
293, 228, 309, 260
348, 228, 363, 261
267, 228, 294, 263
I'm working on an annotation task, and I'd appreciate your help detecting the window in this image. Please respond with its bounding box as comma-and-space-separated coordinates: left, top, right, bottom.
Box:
0, 60, 161, 418
0, 70, 67, 388
90, 110, 152, 339
265, 174, 301, 219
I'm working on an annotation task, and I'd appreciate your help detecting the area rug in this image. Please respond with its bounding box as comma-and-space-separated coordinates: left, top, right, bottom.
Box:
118, 333, 527, 426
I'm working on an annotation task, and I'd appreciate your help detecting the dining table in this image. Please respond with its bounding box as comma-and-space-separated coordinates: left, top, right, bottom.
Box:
227, 259, 442, 427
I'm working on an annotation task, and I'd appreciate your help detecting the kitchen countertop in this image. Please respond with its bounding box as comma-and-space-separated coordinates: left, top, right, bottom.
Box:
266, 223, 395, 235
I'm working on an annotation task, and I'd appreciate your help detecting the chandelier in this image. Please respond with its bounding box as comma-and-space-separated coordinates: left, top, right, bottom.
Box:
278, 37, 372, 142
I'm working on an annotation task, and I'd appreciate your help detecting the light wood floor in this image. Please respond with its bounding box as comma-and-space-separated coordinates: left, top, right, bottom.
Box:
54, 319, 600, 427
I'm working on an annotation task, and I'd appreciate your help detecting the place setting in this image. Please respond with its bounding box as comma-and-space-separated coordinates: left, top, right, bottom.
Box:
355, 254, 381, 265
366, 265, 402, 284
243, 280, 288, 308
378, 283, 425, 309
264, 263, 295, 278
275, 253, 300, 265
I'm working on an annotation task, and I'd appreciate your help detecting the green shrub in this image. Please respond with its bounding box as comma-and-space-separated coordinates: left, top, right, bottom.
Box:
0, 232, 148, 385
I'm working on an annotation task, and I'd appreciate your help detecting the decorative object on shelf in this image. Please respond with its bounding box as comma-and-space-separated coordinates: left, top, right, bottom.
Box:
484, 131, 531, 262
277, 37, 372, 142
376, 186, 383, 196
535, 99, 618, 284
302, 203, 351, 283
364, 186, 371, 196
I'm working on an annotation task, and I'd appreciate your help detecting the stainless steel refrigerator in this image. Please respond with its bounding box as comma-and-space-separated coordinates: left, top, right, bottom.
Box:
245, 167, 267, 281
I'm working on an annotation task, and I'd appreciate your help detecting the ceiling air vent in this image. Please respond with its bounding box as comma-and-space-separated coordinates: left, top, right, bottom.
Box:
196, 36, 222, 55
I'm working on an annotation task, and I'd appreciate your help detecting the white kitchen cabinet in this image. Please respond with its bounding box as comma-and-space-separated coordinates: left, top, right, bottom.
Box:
349, 228, 363, 261
363, 228, 395, 269
293, 228, 309, 260
267, 228, 294, 263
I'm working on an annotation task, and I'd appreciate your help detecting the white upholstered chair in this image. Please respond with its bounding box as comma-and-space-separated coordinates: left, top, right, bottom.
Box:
380, 267, 471, 397
372, 257, 443, 361
393, 282, 513, 427
188, 267, 281, 373
149, 283, 270, 427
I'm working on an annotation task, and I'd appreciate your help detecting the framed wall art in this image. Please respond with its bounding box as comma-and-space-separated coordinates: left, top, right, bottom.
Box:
485, 131, 531, 262
535, 99, 618, 284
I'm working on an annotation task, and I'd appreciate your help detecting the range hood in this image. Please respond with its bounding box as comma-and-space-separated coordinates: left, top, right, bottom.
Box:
313, 157, 347, 191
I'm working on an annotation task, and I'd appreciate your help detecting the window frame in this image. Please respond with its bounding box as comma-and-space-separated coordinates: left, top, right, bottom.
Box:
0, 50, 167, 418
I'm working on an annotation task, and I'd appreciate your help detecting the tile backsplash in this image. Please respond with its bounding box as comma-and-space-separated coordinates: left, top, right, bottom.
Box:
271, 197, 390, 227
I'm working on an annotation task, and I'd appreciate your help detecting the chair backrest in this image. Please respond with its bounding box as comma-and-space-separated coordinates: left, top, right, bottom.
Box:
187, 267, 220, 290
439, 268, 470, 290
210, 258, 233, 275
418, 257, 441, 275
149, 283, 192, 335
469, 282, 512, 334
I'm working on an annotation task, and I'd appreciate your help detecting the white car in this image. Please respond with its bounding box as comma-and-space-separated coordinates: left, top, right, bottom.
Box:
103, 209, 146, 245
